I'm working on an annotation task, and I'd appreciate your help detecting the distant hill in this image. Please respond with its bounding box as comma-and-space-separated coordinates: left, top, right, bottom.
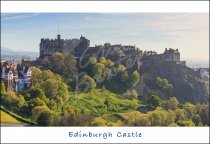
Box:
1, 47, 39, 61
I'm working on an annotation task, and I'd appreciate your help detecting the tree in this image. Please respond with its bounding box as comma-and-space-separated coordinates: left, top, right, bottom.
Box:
121, 71, 129, 83
0, 81, 6, 95
175, 109, 187, 122
134, 116, 151, 126
183, 102, 195, 119
192, 114, 203, 126
117, 65, 126, 73
161, 97, 180, 110
129, 70, 140, 86
123, 89, 138, 100
3, 92, 17, 105
168, 97, 179, 110
16, 95, 28, 110
37, 111, 54, 126
78, 75, 96, 92
147, 95, 160, 110
44, 79, 58, 99
64, 53, 77, 79
92, 63, 105, 82
149, 110, 163, 126
98, 57, 107, 65
176, 120, 195, 126
29, 86, 46, 100
196, 104, 209, 126
44, 52, 64, 75
156, 77, 173, 90
58, 111, 93, 126
31, 106, 50, 122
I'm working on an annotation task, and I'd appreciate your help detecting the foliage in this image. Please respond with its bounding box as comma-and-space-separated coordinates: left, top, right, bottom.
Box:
78, 75, 96, 92
0, 81, 6, 95
122, 89, 139, 100
175, 109, 187, 122
161, 97, 180, 110
195, 104, 209, 126
176, 120, 195, 126
56, 112, 93, 126
37, 111, 55, 126
156, 77, 173, 90
31, 106, 50, 122
147, 95, 160, 110
43, 52, 77, 79
183, 102, 195, 119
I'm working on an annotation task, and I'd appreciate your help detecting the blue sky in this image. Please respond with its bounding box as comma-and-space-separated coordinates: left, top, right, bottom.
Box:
1, 13, 209, 66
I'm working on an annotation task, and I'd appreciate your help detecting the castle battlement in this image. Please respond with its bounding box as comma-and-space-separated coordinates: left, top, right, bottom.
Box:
141, 48, 185, 66
39, 34, 90, 58
39, 34, 185, 66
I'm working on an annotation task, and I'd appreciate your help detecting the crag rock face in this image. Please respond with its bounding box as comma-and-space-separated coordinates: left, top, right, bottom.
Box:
139, 62, 209, 104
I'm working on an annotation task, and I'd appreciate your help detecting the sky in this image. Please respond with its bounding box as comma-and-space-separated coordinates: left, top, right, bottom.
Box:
1, 13, 209, 66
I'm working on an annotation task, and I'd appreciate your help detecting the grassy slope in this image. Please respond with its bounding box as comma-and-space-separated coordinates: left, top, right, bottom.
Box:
0, 110, 22, 124
69, 89, 140, 116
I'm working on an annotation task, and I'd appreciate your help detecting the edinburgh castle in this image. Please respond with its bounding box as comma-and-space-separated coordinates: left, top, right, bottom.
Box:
39, 34, 186, 66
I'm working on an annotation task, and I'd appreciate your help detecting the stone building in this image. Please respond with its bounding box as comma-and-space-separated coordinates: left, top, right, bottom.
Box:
141, 48, 186, 65
1, 60, 32, 92
39, 34, 90, 58
38, 34, 185, 67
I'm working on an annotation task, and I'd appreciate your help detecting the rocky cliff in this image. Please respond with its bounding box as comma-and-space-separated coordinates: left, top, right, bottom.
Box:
138, 62, 209, 104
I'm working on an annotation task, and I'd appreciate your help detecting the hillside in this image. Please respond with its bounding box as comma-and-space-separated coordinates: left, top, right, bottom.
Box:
1, 53, 209, 126
68, 89, 139, 116
138, 62, 209, 104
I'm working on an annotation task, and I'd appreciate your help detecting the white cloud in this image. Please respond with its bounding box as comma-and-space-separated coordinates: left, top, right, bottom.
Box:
1, 13, 40, 20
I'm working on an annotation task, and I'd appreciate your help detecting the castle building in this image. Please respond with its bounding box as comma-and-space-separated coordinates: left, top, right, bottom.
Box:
39, 34, 90, 58
141, 48, 186, 65
38, 34, 185, 67
1, 60, 32, 92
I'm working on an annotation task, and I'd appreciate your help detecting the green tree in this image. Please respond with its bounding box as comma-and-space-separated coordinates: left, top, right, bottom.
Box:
147, 95, 160, 110
156, 77, 173, 90
123, 89, 138, 100
16, 95, 28, 110
37, 111, 55, 126
168, 97, 180, 110
78, 75, 96, 92
98, 57, 107, 65
44, 79, 58, 99
192, 114, 203, 126
3, 92, 17, 104
93, 63, 105, 82
196, 104, 209, 126
31, 105, 50, 122
175, 109, 187, 122
176, 120, 195, 126
44, 52, 65, 74
29, 87, 46, 100
63, 53, 77, 79
129, 70, 140, 86
0, 81, 6, 95
183, 102, 195, 119
161, 97, 180, 110
134, 116, 151, 126
117, 65, 126, 73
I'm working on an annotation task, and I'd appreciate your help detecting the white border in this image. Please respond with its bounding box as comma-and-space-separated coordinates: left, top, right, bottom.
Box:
1, 1, 209, 13
1, 1, 209, 144
1, 127, 209, 143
